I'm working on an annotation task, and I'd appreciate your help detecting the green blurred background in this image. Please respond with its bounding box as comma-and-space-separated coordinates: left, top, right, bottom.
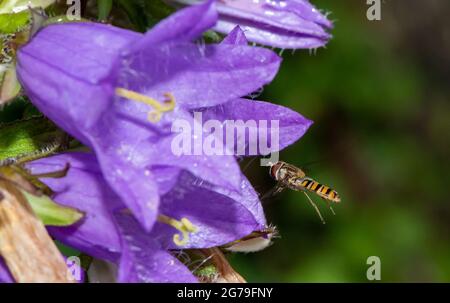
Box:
231, 0, 450, 282
2, 0, 449, 282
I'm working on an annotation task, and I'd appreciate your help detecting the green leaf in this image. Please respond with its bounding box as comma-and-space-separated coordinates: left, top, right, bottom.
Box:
21, 190, 84, 226
0, 0, 55, 14
0, 116, 64, 164
55, 241, 81, 257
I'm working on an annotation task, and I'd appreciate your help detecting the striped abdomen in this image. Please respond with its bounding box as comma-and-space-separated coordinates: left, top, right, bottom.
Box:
298, 178, 341, 203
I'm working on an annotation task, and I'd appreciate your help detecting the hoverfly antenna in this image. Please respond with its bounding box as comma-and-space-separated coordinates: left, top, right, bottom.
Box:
241, 156, 259, 173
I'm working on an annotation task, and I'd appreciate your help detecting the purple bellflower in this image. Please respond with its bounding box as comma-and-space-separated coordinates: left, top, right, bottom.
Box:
26, 152, 267, 282
166, 0, 333, 49
16, 0, 312, 234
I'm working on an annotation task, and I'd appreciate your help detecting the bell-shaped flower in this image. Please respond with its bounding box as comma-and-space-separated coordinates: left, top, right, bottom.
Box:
16, 1, 312, 232
17, 1, 273, 230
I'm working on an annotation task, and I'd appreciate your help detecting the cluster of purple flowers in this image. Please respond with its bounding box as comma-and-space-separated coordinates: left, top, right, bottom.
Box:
0, 0, 331, 282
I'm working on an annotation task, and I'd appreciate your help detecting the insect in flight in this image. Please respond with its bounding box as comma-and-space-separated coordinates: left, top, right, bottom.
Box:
269, 161, 341, 224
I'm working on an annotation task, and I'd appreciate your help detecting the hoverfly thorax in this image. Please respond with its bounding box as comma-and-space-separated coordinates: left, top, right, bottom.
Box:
270, 161, 306, 182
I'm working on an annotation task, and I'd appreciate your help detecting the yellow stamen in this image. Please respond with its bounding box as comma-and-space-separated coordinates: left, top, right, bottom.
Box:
115, 88, 176, 123
157, 214, 198, 246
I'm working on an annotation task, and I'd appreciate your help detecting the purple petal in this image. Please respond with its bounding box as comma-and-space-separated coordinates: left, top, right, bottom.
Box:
81, 93, 169, 231
26, 154, 263, 262
221, 25, 248, 45
114, 211, 197, 283
17, 8, 279, 234
0, 258, 13, 283
24, 23, 139, 82
199, 98, 313, 155
152, 171, 261, 249
216, 0, 329, 38
278, 0, 334, 29
92, 145, 161, 231
95, 107, 242, 195
216, 19, 328, 49
30, 154, 197, 283
117, 42, 281, 109
26, 152, 122, 261
212, 0, 332, 49
151, 166, 183, 196
141, 125, 243, 192
204, 173, 267, 228
126, 0, 217, 50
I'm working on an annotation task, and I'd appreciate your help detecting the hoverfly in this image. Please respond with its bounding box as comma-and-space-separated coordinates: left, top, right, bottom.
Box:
269, 161, 340, 224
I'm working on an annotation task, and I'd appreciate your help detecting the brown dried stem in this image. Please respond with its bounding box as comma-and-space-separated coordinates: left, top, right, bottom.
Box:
199, 247, 246, 283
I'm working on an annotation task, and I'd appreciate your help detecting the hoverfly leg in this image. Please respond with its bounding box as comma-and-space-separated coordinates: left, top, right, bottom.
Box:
329, 206, 336, 215
303, 191, 326, 224
324, 199, 336, 215
273, 185, 286, 195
